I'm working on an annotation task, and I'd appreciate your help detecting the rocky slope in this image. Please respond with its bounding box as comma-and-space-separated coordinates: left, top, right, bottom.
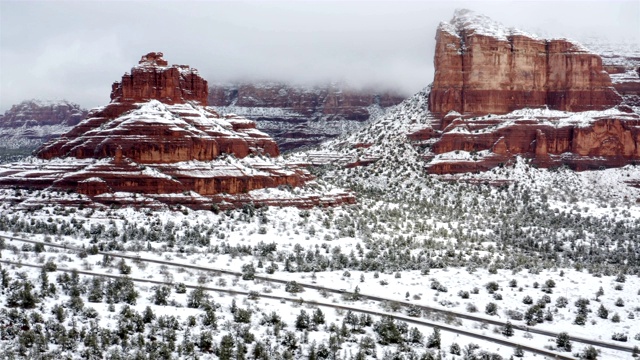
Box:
209, 82, 405, 151
0, 52, 354, 209
0, 100, 87, 150
429, 9, 621, 117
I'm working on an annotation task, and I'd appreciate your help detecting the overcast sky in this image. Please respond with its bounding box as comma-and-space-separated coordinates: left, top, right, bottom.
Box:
1, 0, 638, 112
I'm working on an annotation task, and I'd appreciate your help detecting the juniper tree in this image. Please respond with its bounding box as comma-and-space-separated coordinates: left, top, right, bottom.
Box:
502, 321, 514, 337
241, 263, 256, 280
597, 304, 609, 319
556, 332, 572, 351
485, 302, 498, 316
312, 308, 325, 326
153, 285, 171, 306
427, 327, 441, 349
295, 309, 311, 331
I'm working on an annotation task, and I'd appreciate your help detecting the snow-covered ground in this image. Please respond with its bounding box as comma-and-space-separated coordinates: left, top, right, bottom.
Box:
0, 153, 638, 358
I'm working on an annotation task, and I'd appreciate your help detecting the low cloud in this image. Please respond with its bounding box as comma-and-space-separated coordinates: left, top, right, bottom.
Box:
1, 1, 638, 112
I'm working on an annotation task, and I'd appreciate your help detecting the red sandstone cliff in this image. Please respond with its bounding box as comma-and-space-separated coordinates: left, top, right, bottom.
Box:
428, 9, 622, 117
305, 12, 638, 176
421, 108, 640, 174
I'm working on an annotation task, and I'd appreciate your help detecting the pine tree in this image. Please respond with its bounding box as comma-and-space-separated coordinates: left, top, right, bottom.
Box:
142, 306, 155, 324
87, 277, 104, 303
312, 308, 325, 326
218, 334, 235, 360
295, 310, 311, 331
39, 268, 49, 298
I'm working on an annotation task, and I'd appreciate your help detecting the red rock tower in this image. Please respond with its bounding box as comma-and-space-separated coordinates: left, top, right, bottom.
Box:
110, 52, 208, 106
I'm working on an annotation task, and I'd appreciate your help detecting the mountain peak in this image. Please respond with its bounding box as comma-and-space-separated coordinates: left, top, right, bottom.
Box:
137, 51, 169, 67
441, 9, 538, 41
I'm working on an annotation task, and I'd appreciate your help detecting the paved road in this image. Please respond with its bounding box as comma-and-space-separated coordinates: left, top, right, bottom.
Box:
1, 234, 634, 355
0, 259, 577, 360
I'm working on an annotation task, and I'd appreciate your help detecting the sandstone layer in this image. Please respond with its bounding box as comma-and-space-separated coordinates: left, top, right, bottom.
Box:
418, 108, 640, 174
428, 9, 621, 117
36, 102, 279, 162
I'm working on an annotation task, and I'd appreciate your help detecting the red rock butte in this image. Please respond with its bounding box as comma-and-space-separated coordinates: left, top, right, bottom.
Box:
428, 9, 622, 118
0, 52, 355, 209
36, 52, 279, 163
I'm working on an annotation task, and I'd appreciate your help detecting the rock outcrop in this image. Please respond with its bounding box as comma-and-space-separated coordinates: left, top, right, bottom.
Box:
0, 53, 354, 209
209, 82, 405, 151
110, 52, 208, 106
36, 102, 280, 162
0, 100, 87, 150
428, 9, 622, 117
407, 10, 639, 174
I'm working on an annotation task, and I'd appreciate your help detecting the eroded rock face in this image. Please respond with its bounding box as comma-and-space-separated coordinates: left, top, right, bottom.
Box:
308, 12, 638, 176
209, 82, 405, 151
0, 100, 87, 150
110, 52, 208, 107
421, 108, 640, 174
428, 10, 621, 117
0, 53, 354, 209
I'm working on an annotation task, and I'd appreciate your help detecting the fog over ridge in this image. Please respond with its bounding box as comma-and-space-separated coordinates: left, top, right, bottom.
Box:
1, 0, 638, 112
